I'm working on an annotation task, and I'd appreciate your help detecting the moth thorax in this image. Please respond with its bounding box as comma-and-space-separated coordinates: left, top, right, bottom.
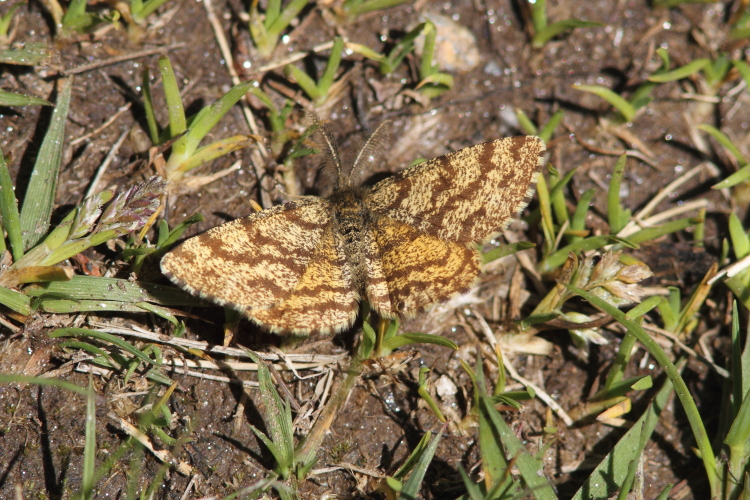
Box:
330, 189, 368, 289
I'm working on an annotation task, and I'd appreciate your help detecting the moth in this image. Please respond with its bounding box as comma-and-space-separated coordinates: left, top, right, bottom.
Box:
161, 133, 545, 335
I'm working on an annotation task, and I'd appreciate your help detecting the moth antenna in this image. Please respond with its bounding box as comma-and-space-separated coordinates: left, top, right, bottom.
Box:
351, 120, 392, 185
317, 121, 343, 188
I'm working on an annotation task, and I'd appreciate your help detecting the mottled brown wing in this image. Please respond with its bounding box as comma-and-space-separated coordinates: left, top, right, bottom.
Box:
249, 227, 359, 335
365, 136, 545, 243
162, 198, 357, 334
366, 215, 480, 316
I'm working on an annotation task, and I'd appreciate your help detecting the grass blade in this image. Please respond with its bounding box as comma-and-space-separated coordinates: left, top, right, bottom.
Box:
569, 285, 719, 496
0, 285, 32, 315
49, 327, 161, 367
0, 90, 53, 107
713, 164, 750, 190
573, 84, 635, 122
19, 77, 73, 250
0, 42, 54, 65
0, 147, 23, 261
81, 378, 97, 499
697, 124, 747, 164
532, 20, 604, 48
398, 429, 443, 499
25, 274, 207, 306
0, 373, 88, 395
571, 359, 683, 499
647, 58, 709, 83
479, 396, 557, 499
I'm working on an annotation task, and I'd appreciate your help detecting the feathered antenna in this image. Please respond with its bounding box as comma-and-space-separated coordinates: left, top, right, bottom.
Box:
350, 120, 392, 186
307, 114, 344, 189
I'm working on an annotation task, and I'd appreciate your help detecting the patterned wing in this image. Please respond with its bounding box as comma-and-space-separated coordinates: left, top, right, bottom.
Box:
249, 227, 359, 335
365, 136, 545, 243
161, 199, 329, 311
365, 215, 480, 316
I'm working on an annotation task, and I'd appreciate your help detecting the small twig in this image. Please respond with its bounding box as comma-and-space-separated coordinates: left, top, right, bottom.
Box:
310, 462, 387, 478
503, 359, 575, 427
679, 93, 721, 103
708, 253, 750, 285
577, 141, 661, 169
202, 0, 270, 207
63, 43, 186, 75
107, 412, 194, 475
617, 162, 711, 238
0, 315, 21, 333
641, 323, 729, 378
70, 103, 132, 147
256, 40, 336, 73
87, 320, 346, 367
617, 198, 709, 240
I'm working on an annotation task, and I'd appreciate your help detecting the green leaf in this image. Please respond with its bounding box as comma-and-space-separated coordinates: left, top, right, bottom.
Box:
19, 77, 73, 250
284, 64, 321, 101
569, 286, 719, 496
342, 0, 411, 17
479, 396, 557, 499
713, 164, 750, 190
0, 373, 88, 395
568, 188, 595, 245
49, 328, 161, 367
482, 241, 535, 264
608, 154, 628, 234
162, 78, 254, 177
399, 429, 443, 499
539, 109, 564, 143
130, 0, 170, 23
728, 213, 750, 259
515, 109, 538, 136
697, 124, 747, 164
142, 68, 160, 145
0, 285, 31, 315
158, 56, 186, 140
179, 135, 256, 173
81, 379, 97, 499
573, 84, 636, 122
317, 37, 344, 99
532, 19, 604, 48
733, 60, 750, 93
647, 58, 710, 82
0, 90, 52, 107
623, 217, 702, 245
243, 349, 295, 479
571, 361, 682, 499
380, 332, 458, 353
25, 275, 207, 306
0, 147, 23, 261
266, 0, 309, 39
0, 42, 53, 65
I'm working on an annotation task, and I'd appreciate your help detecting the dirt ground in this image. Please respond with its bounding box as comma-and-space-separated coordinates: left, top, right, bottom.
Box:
0, 0, 746, 498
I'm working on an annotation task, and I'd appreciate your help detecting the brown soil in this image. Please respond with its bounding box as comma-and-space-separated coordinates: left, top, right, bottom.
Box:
0, 0, 745, 498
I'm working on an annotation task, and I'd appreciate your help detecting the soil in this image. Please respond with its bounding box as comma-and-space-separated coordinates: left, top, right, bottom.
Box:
0, 0, 746, 498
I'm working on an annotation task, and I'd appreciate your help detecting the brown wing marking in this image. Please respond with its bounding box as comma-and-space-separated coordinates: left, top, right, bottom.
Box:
368, 216, 480, 316
363, 226, 393, 317
365, 136, 545, 243
160, 199, 332, 312
249, 226, 359, 335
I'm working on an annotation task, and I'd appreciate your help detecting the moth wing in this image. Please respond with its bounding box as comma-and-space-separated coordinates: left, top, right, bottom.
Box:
161, 199, 333, 313
365, 136, 545, 243
366, 216, 480, 316
250, 226, 359, 335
